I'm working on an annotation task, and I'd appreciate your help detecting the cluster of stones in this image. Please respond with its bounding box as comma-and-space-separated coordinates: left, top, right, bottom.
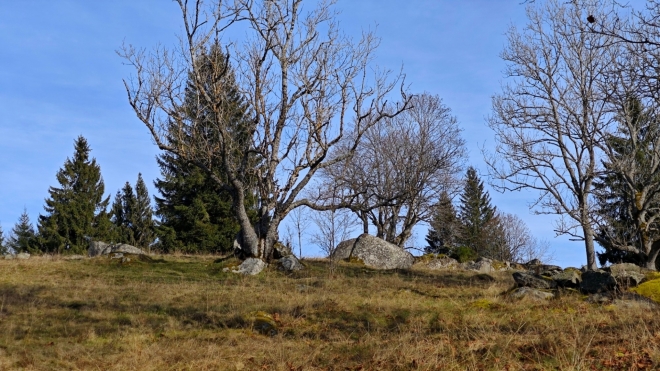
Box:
509, 262, 653, 302
226, 243, 304, 276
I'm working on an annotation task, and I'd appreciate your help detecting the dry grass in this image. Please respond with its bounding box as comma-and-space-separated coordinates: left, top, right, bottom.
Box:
0, 255, 659, 370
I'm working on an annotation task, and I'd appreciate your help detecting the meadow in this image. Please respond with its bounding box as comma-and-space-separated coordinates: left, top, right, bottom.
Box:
0, 255, 658, 370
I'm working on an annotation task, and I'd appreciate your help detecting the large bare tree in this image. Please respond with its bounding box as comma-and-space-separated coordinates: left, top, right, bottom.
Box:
485, 0, 616, 270
318, 93, 466, 247
120, 0, 409, 260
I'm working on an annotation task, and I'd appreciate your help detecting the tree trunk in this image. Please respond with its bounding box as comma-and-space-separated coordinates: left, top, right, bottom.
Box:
583, 225, 598, 270
646, 241, 660, 271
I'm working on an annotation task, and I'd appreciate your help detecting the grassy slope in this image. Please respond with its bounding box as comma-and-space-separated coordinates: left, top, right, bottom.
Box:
0, 256, 658, 370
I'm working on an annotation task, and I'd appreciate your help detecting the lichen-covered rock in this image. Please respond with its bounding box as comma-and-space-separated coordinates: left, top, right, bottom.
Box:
551, 270, 582, 288
279, 255, 303, 271
461, 257, 494, 273
513, 271, 557, 289
608, 263, 646, 288
580, 270, 616, 294
272, 242, 293, 259
331, 238, 357, 260
509, 287, 555, 301
233, 258, 267, 275
525, 258, 542, 266
416, 256, 459, 270
526, 264, 562, 276
343, 234, 414, 270
88, 241, 145, 257
88, 241, 110, 257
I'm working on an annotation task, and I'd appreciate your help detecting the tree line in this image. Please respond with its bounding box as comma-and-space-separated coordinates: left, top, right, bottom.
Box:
6, 0, 660, 273
0, 134, 250, 255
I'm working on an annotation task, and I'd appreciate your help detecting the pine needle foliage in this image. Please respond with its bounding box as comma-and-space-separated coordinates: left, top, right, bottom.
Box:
0, 225, 6, 255
425, 191, 460, 254
457, 167, 502, 259
154, 43, 257, 254
37, 136, 111, 254
111, 174, 155, 249
8, 209, 39, 254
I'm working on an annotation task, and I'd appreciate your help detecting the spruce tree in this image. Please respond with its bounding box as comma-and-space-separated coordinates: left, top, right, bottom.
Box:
38, 136, 111, 254
8, 209, 38, 254
110, 174, 156, 249
0, 224, 7, 255
154, 43, 256, 254
594, 97, 660, 269
457, 167, 502, 259
425, 191, 460, 254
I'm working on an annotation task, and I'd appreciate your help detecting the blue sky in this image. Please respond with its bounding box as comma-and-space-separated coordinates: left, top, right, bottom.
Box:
0, 0, 618, 267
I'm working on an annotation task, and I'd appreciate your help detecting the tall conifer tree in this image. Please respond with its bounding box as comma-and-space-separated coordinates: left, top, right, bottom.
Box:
0, 225, 6, 255
110, 174, 155, 249
8, 209, 39, 254
38, 136, 111, 254
425, 191, 460, 254
457, 167, 503, 258
154, 43, 256, 254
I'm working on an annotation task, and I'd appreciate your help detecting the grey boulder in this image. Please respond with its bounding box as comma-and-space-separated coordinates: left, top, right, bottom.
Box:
509, 287, 555, 301
339, 234, 414, 270
279, 255, 303, 271
461, 257, 494, 273
421, 256, 459, 270
512, 271, 557, 289
88, 241, 145, 257
580, 270, 616, 294
233, 258, 267, 275
608, 263, 646, 288
551, 269, 582, 288
331, 238, 357, 260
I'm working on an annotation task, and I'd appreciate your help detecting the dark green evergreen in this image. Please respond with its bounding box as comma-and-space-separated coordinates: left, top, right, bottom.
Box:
154, 43, 256, 254
425, 191, 460, 254
38, 136, 111, 254
457, 167, 502, 259
594, 98, 660, 269
0, 225, 7, 255
111, 174, 155, 249
8, 209, 39, 254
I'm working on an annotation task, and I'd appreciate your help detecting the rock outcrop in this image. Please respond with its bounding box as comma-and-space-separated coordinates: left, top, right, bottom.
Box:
336, 234, 414, 270
513, 272, 557, 289
580, 270, 617, 294
509, 287, 555, 301
88, 241, 146, 257
279, 255, 303, 271
461, 257, 494, 273
232, 258, 267, 275
331, 238, 357, 260
607, 263, 647, 288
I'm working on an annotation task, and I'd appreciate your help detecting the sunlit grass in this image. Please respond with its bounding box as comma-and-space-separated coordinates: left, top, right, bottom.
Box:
0, 255, 658, 370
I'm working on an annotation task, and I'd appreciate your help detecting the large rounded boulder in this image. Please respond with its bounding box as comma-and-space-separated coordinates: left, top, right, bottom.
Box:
336, 234, 414, 270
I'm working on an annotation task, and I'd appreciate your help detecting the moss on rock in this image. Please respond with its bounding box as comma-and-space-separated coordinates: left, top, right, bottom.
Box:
631, 278, 660, 303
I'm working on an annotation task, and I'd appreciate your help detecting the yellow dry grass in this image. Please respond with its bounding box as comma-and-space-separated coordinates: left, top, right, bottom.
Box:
0, 255, 658, 370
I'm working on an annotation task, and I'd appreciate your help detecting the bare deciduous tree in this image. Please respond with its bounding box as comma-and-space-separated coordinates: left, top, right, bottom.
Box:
310, 208, 357, 258
485, 0, 616, 270
286, 206, 310, 259
499, 212, 553, 264
120, 0, 409, 261
320, 93, 466, 247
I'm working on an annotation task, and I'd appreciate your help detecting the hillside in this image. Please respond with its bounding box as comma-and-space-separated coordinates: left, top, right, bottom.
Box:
0, 256, 658, 370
